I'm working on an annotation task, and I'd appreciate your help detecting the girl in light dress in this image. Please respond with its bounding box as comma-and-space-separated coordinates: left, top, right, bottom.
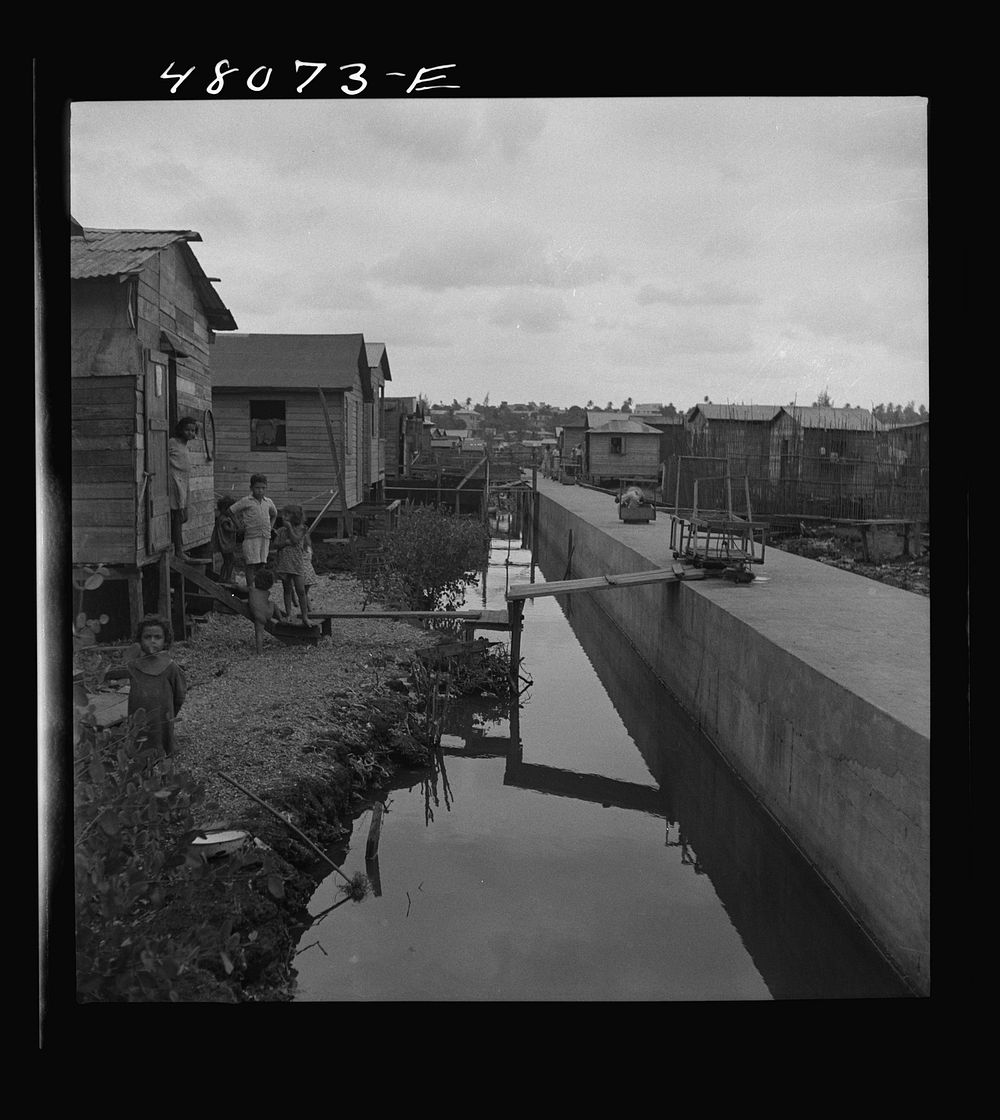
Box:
273, 504, 313, 627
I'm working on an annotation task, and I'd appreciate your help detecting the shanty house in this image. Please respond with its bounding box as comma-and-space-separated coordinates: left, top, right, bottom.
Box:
787, 406, 880, 463
70, 219, 237, 632
383, 396, 429, 476
884, 419, 929, 470
364, 343, 391, 501
210, 333, 372, 518
685, 403, 797, 484
584, 418, 663, 486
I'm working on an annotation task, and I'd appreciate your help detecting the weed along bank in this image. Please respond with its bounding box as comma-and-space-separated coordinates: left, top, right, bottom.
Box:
525, 476, 929, 994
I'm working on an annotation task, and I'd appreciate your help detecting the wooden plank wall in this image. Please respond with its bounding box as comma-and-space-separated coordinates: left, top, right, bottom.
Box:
212, 390, 362, 512
588, 436, 661, 478
142, 246, 215, 551
71, 245, 220, 564
71, 374, 142, 563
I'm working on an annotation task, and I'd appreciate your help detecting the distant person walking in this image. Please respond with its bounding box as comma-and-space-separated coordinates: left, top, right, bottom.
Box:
168, 417, 199, 561
229, 474, 278, 588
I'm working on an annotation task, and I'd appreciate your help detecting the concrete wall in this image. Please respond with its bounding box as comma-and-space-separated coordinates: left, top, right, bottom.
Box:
537, 490, 929, 994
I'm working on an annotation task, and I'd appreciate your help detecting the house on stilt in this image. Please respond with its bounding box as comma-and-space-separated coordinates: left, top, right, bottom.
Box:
209, 333, 376, 535
70, 218, 238, 640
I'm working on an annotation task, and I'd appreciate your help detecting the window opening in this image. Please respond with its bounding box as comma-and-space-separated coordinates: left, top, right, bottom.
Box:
250, 400, 287, 450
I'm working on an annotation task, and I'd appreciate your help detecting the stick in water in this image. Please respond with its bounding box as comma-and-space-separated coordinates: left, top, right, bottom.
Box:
217, 770, 357, 888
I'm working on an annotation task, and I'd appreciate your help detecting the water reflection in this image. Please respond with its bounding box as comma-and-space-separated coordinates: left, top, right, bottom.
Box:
293, 523, 910, 999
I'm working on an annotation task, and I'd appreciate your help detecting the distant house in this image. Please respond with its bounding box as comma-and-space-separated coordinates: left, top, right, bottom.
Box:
632, 402, 664, 417
384, 396, 429, 475
364, 343, 391, 501
70, 219, 237, 633
684, 403, 797, 485
584, 418, 662, 485
787, 406, 880, 463
883, 419, 929, 470
453, 409, 482, 431
636, 413, 685, 465
210, 333, 374, 518
430, 428, 467, 449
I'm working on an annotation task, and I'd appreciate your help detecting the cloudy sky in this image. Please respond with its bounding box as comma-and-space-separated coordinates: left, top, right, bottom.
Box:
70, 95, 928, 412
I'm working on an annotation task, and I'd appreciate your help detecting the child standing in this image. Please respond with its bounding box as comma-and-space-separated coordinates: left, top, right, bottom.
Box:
274, 504, 313, 627
104, 615, 186, 756
211, 494, 241, 583
247, 570, 286, 654
228, 473, 278, 588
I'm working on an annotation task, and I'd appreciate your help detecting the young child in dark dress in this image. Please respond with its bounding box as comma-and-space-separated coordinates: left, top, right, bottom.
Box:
105, 615, 186, 755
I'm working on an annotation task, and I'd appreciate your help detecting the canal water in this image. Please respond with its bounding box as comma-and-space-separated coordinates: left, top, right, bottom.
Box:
292, 531, 910, 1001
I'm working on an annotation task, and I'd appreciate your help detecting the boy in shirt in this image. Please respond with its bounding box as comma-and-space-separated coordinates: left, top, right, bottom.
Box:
228, 473, 278, 587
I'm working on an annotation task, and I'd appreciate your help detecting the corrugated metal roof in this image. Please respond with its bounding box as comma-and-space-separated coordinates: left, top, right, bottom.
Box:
686, 404, 786, 422
585, 410, 622, 427
70, 227, 237, 332
211, 333, 368, 390
70, 228, 202, 279
587, 418, 662, 435
789, 406, 877, 430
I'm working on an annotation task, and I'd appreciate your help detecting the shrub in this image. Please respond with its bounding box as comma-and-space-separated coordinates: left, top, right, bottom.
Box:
370, 506, 490, 611
73, 702, 288, 1002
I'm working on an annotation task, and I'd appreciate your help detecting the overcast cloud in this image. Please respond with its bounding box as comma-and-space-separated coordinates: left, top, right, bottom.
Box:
70, 95, 928, 411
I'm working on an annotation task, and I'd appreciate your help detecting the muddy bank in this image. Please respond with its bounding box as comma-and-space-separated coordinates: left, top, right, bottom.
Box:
75, 570, 449, 1002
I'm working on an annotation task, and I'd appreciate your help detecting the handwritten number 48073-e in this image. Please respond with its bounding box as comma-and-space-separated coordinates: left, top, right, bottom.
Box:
161, 61, 458, 96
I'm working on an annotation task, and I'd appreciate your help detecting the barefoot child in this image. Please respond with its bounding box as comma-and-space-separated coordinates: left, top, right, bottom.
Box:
228, 474, 278, 588
247, 570, 286, 654
274, 504, 313, 626
104, 615, 186, 756
211, 494, 241, 583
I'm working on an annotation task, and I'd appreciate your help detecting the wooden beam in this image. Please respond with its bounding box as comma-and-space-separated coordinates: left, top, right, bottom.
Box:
317, 388, 350, 539
167, 557, 251, 619
506, 565, 705, 602
307, 609, 490, 621
456, 454, 489, 490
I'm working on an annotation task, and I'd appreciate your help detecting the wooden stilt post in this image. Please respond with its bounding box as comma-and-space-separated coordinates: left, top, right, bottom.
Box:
127, 569, 144, 634
317, 388, 351, 543
157, 551, 170, 620
508, 599, 523, 689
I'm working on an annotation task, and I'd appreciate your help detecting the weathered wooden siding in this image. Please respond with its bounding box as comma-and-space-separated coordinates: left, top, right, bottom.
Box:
71, 275, 143, 563
212, 389, 362, 512
71, 244, 218, 563
141, 247, 215, 550
71, 373, 143, 563
587, 435, 661, 478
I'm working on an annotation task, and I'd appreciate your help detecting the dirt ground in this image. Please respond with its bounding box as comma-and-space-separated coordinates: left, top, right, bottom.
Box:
770, 527, 930, 596
79, 565, 444, 1000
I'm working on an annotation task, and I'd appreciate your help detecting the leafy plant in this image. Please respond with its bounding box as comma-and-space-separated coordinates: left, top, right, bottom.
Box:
72, 565, 111, 649
368, 506, 490, 611
73, 700, 289, 1002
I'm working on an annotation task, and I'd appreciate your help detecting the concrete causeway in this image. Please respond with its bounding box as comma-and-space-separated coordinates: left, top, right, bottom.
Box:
531, 476, 930, 994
